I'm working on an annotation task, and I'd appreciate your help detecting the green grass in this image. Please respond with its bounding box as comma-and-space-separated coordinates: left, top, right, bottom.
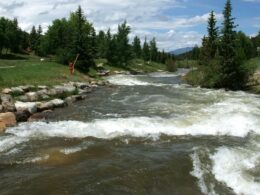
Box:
0, 55, 167, 89
244, 57, 260, 70
175, 60, 198, 69
0, 54, 88, 89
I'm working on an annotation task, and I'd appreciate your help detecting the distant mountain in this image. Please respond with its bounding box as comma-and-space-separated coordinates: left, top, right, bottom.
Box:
169, 47, 194, 56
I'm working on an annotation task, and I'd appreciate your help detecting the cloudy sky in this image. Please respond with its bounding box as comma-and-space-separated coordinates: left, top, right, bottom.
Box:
0, 0, 259, 51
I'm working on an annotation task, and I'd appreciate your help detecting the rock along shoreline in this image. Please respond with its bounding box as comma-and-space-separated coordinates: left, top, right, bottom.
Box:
0, 80, 112, 133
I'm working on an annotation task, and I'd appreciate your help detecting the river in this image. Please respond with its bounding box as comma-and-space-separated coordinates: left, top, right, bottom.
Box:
0, 70, 259, 195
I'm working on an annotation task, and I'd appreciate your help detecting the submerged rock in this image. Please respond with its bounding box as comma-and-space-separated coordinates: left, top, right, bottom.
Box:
28, 110, 53, 122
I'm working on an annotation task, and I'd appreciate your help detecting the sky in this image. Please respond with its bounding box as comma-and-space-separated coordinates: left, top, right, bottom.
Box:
0, 0, 259, 51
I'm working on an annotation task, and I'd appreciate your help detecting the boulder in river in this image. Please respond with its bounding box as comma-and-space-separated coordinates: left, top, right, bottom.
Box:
28, 110, 53, 122
0, 112, 17, 127
15, 110, 31, 122
15, 101, 38, 114
0, 121, 6, 133
65, 96, 77, 105
1, 94, 16, 112
50, 99, 66, 108
37, 102, 54, 112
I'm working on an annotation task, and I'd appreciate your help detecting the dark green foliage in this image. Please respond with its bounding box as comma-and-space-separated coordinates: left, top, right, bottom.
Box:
150, 37, 158, 61
107, 21, 133, 66
166, 58, 177, 72
0, 17, 26, 55
218, 0, 247, 90
142, 37, 150, 61
132, 36, 142, 58
207, 11, 219, 58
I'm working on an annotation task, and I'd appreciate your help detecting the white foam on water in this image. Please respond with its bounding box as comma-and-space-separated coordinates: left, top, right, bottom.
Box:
107, 74, 174, 87
210, 144, 260, 195
0, 136, 28, 153
5, 109, 259, 140
16, 155, 50, 164
190, 150, 218, 195
60, 146, 86, 155
107, 75, 151, 86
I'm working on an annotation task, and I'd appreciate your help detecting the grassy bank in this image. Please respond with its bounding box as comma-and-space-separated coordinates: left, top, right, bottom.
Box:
0, 55, 166, 89
0, 54, 89, 89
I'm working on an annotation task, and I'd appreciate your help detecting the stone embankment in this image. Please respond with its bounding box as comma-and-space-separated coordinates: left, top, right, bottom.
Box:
0, 80, 110, 133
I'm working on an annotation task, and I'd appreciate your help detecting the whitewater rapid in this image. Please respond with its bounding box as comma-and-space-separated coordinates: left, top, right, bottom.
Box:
0, 72, 259, 195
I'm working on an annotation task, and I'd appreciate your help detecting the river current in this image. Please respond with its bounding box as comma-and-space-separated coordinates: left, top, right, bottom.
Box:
0, 70, 259, 195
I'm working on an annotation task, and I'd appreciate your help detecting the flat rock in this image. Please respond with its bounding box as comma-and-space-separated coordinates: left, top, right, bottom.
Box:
50, 99, 66, 108
37, 102, 54, 112
65, 96, 77, 105
74, 82, 90, 89
15, 101, 38, 114
2, 88, 12, 94
18, 95, 30, 102
38, 85, 48, 90
11, 87, 24, 95
0, 112, 16, 127
1, 94, 16, 112
26, 92, 39, 102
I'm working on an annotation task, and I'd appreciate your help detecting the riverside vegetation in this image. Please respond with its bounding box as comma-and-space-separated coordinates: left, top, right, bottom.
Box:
184, 0, 260, 92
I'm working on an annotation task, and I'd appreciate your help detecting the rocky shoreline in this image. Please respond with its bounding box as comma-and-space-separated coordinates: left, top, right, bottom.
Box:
0, 80, 111, 133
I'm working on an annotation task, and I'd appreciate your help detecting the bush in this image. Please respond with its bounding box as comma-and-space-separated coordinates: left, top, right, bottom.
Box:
166, 59, 177, 72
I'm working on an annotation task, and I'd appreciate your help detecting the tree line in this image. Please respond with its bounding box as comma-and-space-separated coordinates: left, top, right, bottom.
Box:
188, 0, 260, 90
0, 6, 174, 72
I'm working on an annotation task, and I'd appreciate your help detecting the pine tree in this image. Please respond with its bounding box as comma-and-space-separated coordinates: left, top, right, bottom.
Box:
69, 6, 94, 71
142, 37, 150, 62
132, 36, 142, 58
29, 26, 38, 51
207, 11, 218, 58
149, 37, 158, 62
219, 0, 246, 90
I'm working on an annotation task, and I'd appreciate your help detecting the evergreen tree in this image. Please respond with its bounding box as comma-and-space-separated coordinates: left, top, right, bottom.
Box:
69, 6, 94, 71
30, 26, 38, 51
132, 36, 142, 58
207, 11, 218, 58
142, 37, 150, 61
149, 37, 158, 61
107, 21, 132, 66
219, 0, 246, 89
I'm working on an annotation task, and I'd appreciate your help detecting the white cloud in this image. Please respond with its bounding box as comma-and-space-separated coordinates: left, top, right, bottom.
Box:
0, 0, 218, 50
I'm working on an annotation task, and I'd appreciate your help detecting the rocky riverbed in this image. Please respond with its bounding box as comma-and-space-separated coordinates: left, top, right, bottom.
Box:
0, 80, 111, 133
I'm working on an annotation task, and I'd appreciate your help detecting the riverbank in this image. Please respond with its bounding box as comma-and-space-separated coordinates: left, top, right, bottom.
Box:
0, 80, 111, 133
